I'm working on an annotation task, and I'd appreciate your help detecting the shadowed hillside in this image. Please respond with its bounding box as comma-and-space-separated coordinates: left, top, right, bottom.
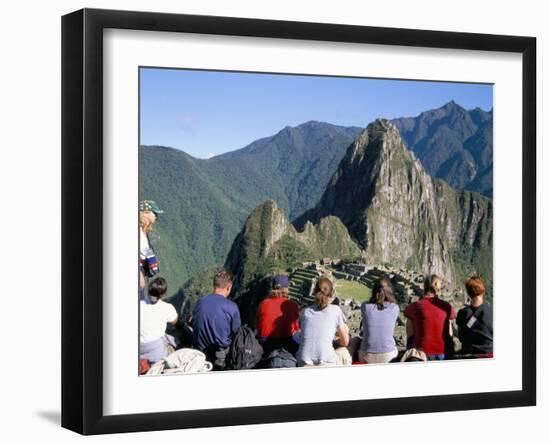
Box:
392, 101, 493, 196
139, 122, 361, 292
140, 103, 492, 296
222, 120, 492, 322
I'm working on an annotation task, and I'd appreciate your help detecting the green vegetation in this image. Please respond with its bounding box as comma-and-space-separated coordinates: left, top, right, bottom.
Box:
139, 122, 361, 294
168, 266, 221, 317
442, 181, 493, 301
224, 199, 364, 300
264, 235, 310, 267
393, 101, 493, 197
246, 235, 311, 284
303, 216, 362, 258
334, 279, 372, 302
180, 266, 220, 299
452, 245, 493, 302
142, 112, 493, 313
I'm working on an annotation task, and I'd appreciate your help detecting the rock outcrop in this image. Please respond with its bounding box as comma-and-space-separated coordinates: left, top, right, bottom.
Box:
295, 119, 492, 292
225, 119, 492, 309
225, 200, 361, 297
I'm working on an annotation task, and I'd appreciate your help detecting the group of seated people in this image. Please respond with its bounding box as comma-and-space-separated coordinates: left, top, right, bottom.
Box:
139, 268, 493, 372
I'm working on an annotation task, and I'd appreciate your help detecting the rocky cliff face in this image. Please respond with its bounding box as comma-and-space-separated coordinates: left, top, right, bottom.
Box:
225, 119, 492, 306
295, 119, 492, 291
142, 104, 492, 295
224, 200, 289, 289
436, 181, 493, 289
225, 199, 361, 296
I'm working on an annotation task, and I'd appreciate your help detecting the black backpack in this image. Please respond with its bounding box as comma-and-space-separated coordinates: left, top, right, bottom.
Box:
226, 325, 264, 370
260, 348, 297, 369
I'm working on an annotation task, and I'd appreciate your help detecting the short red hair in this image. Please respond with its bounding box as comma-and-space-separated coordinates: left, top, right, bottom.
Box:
465, 276, 485, 298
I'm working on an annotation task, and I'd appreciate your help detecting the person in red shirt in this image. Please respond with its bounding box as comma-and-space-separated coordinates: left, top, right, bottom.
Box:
256, 275, 301, 355
404, 274, 456, 360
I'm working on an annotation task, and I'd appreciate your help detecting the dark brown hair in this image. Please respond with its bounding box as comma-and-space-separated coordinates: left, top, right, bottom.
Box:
369, 276, 397, 310
465, 275, 485, 298
148, 276, 167, 304
213, 268, 233, 290
313, 277, 334, 310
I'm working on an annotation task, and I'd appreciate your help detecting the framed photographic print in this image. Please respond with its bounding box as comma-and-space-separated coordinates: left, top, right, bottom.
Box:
62, 8, 536, 435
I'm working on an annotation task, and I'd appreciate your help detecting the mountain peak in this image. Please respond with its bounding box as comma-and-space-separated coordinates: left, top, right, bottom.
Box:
366, 118, 401, 138
392, 98, 492, 196
295, 119, 414, 228
225, 198, 361, 298
295, 119, 458, 283
346, 119, 406, 164
420, 100, 463, 117
444, 99, 457, 108
298, 120, 326, 128
224, 199, 292, 288
278, 122, 328, 137
441, 100, 467, 113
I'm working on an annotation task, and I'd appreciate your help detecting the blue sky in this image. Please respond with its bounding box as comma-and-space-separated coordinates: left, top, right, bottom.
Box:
140, 68, 493, 159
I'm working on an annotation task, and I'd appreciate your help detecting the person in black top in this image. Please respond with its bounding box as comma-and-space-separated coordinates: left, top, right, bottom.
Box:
456, 275, 493, 357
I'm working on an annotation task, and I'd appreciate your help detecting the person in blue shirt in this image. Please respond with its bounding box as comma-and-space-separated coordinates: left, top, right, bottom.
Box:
192, 268, 241, 369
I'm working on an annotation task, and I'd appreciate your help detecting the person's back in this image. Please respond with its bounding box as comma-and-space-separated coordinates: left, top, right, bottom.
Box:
457, 303, 493, 355
456, 275, 493, 356
360, 303, 399, 353
257, 296, 300, 339
256, 275, 300, 355
297, 303, 346, 365
404, 274, 456, 360
193, 293, 240, 352
296, 277, 350, 366
404, 296, 455, 357
139, 277, 178, 364
358, 276, 399, 363
140, 299, 177, 344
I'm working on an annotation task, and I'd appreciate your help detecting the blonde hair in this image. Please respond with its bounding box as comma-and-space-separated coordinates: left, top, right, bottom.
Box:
314, 277, 334, 310
424, 274, 444, 296
139, 211, 154, 234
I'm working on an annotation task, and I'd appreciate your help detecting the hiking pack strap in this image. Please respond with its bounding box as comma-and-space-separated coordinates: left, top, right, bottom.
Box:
465, 307, 493, 342
466, 306, 486, 329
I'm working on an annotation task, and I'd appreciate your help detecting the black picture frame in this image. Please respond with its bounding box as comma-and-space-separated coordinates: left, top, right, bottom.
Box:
62, 8, 536, 435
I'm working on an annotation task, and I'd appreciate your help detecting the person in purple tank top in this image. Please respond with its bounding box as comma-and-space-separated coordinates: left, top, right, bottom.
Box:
358, 276, 399, 364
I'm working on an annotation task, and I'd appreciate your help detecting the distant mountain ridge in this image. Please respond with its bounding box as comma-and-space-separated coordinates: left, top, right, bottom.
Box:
295, 119, 492, 289
392, 100, 493, 197
140, 121, 361, 293
139, 102, 492, 294
213, 121, 364, 219
226, 120, 492, 310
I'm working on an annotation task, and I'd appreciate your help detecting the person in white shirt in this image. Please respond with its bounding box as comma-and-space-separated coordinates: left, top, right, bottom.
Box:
139, 200, 163, 300
296, 277, 351, 366
140, 277, 178, 363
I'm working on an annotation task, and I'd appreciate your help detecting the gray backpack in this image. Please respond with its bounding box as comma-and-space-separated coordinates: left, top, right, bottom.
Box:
261, 348, 297, 369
